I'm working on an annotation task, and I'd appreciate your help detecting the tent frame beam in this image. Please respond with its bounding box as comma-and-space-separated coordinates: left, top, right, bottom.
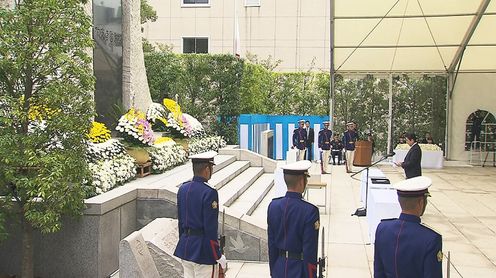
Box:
335, 12, 496, 20
336, 43, 496, 49
448, 0, 492, 73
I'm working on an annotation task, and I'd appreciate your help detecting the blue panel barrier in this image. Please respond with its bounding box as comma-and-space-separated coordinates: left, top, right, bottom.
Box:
238, 114, 330, 160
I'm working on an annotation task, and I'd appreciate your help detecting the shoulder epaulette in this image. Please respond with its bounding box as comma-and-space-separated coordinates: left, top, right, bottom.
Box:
301, 198, 318, 209
272, 196, 283, 201
420, 222, 442, 236
380, 218, 396, 222
202, 181, 216, 189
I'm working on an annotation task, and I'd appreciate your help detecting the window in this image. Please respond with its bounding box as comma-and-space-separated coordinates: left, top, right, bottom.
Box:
183, 37, 208, 54
245, 0, 261, 7
465, 110, 496, 151
183, 0, 209, 5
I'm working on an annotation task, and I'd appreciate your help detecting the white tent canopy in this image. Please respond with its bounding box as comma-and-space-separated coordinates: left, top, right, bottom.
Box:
334, 0, 496, 74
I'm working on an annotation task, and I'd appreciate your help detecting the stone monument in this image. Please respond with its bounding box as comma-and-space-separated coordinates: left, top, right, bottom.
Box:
140, 218, 183, 278
122, 0, 152, 112
119, 231, 160, 278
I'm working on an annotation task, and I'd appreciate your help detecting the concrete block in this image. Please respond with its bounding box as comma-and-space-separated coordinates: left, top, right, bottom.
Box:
224, 227, 261, 261
260, 239, 269, 262
141, 218, 183, 278
137, 188, 158, 199
240, 150, 263, 167
120, 200, 137, 239
262, 158, 277, 173
222, 207, 242, 230
100, 209, 121, 277
240, 216, 267, 240
85, 186, 137, 215
137, 199, 177, 229
119, 231, 160, 278
218, 148, 241, 160
157, 188, 177, 202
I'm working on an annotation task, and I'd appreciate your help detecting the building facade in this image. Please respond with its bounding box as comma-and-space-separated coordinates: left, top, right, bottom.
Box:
143, 0, 331, 72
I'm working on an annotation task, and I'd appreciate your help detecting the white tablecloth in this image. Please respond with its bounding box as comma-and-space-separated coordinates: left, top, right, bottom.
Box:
360, 167, 387, 203
366, 188, 401, 243
393, 149, 444, 169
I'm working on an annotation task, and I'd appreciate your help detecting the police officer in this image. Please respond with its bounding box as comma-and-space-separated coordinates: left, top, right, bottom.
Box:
318, 121, 332, 174
292, 119, 308, 161
174, 151, 227, 278
343, 121, 359, 173
267, 160, 320, 278
374, 176, 443, 278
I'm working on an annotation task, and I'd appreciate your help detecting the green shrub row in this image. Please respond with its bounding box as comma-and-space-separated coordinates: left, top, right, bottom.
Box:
144, 51, 446, 153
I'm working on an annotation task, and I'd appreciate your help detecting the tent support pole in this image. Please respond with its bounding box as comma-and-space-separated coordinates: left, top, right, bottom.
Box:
329, 0, 335, 129
387, 74, 393, 154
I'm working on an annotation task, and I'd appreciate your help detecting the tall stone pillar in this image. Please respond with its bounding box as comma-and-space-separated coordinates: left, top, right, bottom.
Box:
122, 0, 153, 112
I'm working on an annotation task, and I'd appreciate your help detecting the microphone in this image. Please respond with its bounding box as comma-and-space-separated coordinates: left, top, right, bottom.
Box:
384, 152, 396, 158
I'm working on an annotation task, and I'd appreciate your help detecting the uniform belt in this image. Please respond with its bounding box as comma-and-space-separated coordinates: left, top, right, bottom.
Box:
184, 228, 204, 236
279, 250, 303, 260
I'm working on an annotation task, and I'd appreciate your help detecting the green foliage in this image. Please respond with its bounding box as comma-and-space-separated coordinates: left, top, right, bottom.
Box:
0, 0, 95, 238
333, 75, 390, 152
145, 52, 244, 144
140, 0, 157, 24
144, 50, 446, 151
393, 75, 447, 146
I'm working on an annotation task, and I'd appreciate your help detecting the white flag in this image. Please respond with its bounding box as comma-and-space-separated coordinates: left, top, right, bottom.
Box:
233, 2, 241, 57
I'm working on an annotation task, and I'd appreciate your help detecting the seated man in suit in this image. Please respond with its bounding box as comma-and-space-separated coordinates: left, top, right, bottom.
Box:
395, 133, 422, 179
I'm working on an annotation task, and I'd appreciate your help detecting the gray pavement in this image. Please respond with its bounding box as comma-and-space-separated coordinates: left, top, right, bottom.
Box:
231, 162, 496, 277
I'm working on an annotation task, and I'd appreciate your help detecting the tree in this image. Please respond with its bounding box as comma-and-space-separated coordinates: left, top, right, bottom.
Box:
0, 1, 95, 277
141, 0, 157, 52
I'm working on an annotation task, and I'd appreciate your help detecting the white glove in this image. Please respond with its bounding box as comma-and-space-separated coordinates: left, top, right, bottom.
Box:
216, 254, 227, 269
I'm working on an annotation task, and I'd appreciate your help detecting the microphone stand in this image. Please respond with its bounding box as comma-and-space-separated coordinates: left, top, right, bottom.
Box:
351, 154, 393, 217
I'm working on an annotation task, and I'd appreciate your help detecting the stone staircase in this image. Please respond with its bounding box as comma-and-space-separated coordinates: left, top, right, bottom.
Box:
135, 148, 277, 262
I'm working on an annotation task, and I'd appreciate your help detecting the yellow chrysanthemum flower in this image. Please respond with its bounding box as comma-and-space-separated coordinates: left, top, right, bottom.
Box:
154, 137, 174, 145
88, 121, 111, 143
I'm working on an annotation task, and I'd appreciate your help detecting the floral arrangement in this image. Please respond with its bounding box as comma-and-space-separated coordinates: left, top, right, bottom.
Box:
163, 98, 183, 125
146, 99, 204, 138
116, 108, 155, 146
395, 143, 441, 151
88, 121, 111, 143
182, 113, 204, 137
149, 138, 188, 173
146, 102, 169, 130
188, 136, 227, 155
86, 139, 136, 195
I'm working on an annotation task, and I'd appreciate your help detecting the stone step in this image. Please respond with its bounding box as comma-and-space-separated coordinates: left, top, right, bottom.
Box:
228, 173, 274, 216
250, 185, 276, 219
209, 160, 250, 190
218, 167, 264, 207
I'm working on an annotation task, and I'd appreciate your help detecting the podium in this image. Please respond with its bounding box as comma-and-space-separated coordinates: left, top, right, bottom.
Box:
353, 140, 372, 166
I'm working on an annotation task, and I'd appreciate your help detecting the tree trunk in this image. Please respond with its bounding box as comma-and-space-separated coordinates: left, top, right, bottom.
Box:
21, 217, 34, 278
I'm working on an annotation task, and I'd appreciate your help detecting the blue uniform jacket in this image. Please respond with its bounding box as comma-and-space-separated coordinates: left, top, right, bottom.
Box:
343, 130, 359, 151
293, 127, 308, 150
174, 176, 221, 265
267, 191, 320, 278
374, 213, 443, 278
318, 129, 333, 150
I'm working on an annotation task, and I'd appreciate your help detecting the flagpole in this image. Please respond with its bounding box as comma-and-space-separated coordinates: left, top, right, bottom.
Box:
233, 0, 240, 57
329, 0, 335, 130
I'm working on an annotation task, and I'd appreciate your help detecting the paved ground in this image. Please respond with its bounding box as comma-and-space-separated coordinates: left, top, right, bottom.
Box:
231, 162, 496, 278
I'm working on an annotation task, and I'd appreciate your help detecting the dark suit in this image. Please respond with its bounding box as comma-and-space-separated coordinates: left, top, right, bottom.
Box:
306, 128, 315, 160
402, 142, 422, 179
